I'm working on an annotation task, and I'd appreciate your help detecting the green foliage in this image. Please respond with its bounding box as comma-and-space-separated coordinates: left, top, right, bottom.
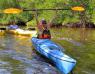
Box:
0, 0, 33, 25
26, 19, 36, 27
0, 0, 95, 26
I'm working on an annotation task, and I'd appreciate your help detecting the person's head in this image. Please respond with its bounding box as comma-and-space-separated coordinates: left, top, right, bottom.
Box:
41, 19, 47, 24
41, 19, 47, 29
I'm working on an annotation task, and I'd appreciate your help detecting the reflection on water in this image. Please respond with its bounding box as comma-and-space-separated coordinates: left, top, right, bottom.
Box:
51, 28, 95, 43
1, 28, 95, 74
0, 34, 32, 57
0, 34, 58, 74
51, 28, 95, 74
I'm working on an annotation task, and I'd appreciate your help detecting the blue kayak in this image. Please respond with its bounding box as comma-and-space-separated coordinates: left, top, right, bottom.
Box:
31, 37, 76, 74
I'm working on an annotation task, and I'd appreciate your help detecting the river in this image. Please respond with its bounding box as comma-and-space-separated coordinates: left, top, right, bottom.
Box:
0, 33, 59, 74
0, 28, 95, 74
51, 28, 95, 74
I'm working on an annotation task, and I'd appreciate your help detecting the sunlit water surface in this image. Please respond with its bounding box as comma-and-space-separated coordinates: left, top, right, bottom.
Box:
0, 33, 58, 74
0, 28, 95, 74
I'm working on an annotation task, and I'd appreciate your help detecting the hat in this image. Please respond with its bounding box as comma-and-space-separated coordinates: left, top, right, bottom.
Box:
41, 19, 47, 24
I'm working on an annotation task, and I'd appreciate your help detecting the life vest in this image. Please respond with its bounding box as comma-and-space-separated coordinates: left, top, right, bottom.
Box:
37, 29, 51, 39
42, 29, 51, 39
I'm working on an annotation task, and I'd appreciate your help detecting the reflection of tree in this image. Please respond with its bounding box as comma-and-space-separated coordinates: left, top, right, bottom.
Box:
63, 28, 92, 43
80, 28, 91, 43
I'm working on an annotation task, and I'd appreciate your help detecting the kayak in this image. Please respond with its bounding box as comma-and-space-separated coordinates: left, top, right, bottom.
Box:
16, 29, 37, 37
31, 37, 76, 74
0, 30, 5, 35
6, 29, 18, 34
6, 28, 37, 37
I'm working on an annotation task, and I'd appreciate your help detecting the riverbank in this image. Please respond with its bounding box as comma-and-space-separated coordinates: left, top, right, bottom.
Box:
51, 22, 95, 28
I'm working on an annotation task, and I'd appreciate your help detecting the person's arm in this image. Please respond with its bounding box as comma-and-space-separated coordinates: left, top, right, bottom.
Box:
37, 21, 43, 30
47, 20, 53, 29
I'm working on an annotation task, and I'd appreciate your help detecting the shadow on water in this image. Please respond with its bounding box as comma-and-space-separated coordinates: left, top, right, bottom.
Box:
0, 34, 59, 74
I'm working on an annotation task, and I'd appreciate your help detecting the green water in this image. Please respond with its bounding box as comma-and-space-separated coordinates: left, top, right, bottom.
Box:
51, 28, 95, 74
0, 28, 95, 74
0, 34, 58, 74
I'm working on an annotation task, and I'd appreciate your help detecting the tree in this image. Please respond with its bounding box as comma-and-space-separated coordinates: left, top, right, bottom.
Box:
0, 0, 33, 24
69, 0, 95, 27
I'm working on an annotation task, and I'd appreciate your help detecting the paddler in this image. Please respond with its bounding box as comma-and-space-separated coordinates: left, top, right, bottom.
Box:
8, 21, 18, 30
37, 19, 51, 39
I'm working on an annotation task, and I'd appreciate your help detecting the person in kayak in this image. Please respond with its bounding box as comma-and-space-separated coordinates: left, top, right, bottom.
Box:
8, 21, 19, 30
37, 19, 51, 39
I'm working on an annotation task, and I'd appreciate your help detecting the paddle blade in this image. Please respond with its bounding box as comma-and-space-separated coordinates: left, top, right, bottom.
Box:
3, 8, 22, 14
71, 6, 85, 11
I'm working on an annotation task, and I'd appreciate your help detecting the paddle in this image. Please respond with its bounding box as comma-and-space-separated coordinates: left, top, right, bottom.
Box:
71, 6, 85, 12
3, 8, 22, 14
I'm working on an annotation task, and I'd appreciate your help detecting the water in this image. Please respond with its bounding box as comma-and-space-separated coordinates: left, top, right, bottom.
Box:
0, 34, 59, 74
51, 28, 95, 74
0, 28, 95, 74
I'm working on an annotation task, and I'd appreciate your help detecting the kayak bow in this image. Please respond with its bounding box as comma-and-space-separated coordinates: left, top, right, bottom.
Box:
31, 37, 76, 74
